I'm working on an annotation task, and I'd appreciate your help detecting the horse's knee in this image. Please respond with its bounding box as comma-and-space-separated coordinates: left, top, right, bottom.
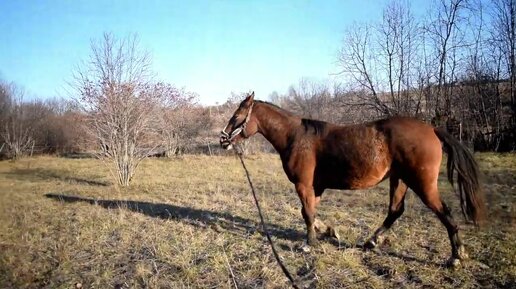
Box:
297, 184, 316, 221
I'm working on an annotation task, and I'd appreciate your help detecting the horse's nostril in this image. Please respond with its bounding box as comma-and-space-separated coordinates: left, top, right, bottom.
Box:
220, 136, 229, 145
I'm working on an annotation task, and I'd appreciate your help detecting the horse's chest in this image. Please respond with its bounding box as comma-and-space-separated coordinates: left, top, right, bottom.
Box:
280, 142, 316, 183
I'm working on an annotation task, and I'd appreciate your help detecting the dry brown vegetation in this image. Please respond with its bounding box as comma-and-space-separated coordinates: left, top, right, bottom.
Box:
0, 153, 514, 289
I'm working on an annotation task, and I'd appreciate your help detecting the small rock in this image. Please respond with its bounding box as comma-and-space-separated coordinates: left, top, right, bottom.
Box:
477, 262, 490, 269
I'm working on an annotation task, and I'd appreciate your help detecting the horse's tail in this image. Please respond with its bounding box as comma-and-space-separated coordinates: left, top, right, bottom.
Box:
434, 129, 486, 225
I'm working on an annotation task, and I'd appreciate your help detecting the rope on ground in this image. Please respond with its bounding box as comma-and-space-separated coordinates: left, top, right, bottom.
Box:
235, 147, 300, 289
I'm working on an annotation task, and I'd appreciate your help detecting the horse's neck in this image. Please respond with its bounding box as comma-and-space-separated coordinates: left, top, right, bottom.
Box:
254, 102, 299, 153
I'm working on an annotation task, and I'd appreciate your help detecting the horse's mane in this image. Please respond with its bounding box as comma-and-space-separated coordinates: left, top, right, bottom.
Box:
255, 100, 327, 136
301, 118, 328, 136
255, 100, 284, 110
255, 100, 295, 116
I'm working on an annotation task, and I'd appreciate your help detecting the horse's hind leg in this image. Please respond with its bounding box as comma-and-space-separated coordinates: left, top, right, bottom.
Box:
364, 176, 408, 249
413, 183, 467, 268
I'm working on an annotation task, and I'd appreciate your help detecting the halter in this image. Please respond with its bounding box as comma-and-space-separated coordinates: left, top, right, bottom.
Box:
221, 102, 254, 141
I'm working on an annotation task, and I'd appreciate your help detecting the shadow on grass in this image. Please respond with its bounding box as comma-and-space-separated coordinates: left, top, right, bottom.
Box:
379, 249, 443, 267
45, 193, 305, 242
6, 168, 110, 186
59, 152, 96, 159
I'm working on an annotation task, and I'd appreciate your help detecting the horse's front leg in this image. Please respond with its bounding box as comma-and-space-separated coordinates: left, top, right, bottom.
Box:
296, 183, 318, 246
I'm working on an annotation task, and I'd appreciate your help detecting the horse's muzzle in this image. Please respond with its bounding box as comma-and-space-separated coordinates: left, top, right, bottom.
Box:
220, 135, 233, 150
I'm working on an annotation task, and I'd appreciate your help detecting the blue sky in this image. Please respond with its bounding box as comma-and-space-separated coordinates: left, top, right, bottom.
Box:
0, 0, 427, 105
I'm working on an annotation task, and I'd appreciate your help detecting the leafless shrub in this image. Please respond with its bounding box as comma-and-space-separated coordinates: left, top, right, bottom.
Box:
155, 84, 211, 156
33, 99, 90, 154
72, 33, 167, 186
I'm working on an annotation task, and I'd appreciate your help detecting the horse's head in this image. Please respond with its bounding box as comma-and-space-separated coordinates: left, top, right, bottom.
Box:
220, 91, 258, 150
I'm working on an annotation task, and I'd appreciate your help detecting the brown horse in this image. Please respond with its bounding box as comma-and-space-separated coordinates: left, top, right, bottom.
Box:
220, 92, 485, 267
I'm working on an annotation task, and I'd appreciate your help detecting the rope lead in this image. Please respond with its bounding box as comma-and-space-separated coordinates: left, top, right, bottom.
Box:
235, 147, 300, 289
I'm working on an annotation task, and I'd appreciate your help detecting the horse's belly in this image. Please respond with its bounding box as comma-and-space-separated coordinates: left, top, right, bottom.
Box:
316, 160, 390, 190
317, 129, 391, 190
323, 173, 387, 190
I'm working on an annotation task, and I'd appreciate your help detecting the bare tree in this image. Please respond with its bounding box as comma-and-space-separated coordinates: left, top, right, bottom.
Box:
334, 0, 514, 150
73, 33, 166, 186
425, 0, 470, 116
378, 0, 424, 115
490, 0, 515, 125
0, 82, 34, 159
338, 23, 391, 114
284, 78, 334, 120
338, 1, 424, 117
0, 82, 11, 117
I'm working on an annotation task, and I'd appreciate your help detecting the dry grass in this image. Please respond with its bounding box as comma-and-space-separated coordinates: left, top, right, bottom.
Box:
0, 153, 514, 289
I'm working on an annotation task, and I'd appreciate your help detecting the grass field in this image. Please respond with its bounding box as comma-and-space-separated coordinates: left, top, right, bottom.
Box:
0, 153, 514, 288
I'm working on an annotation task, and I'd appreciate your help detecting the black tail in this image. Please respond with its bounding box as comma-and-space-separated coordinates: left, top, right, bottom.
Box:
434, 129, 486, 225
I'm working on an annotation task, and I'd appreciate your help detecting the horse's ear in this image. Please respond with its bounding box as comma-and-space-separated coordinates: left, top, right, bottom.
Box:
245, 91, 255, 103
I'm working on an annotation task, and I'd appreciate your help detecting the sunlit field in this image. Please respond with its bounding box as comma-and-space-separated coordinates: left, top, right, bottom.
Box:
0, 153, 514, 288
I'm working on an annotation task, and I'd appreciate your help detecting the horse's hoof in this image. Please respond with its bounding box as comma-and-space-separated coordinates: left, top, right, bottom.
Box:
458, 246, 469, 260
298, 243, 312, 253
327, 226, 340, 240
446, 257, 462, 269
307, 238, 319, 247
363, 239, 377, 250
